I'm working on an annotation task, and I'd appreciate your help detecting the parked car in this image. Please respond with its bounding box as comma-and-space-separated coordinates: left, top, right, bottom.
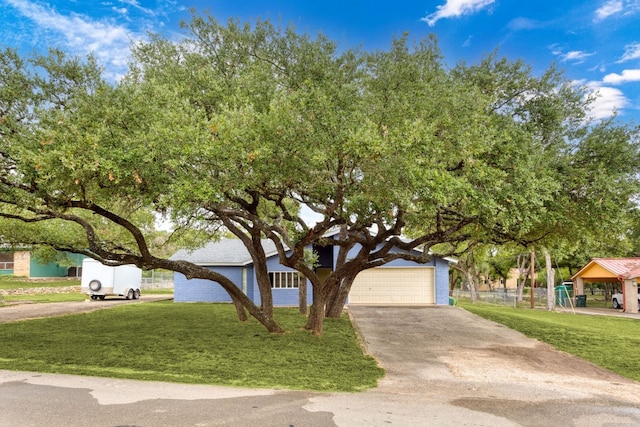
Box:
611, 292, 640, 309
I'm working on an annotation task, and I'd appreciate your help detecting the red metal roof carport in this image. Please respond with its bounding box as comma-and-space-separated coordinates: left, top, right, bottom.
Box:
571, 258, 640, 313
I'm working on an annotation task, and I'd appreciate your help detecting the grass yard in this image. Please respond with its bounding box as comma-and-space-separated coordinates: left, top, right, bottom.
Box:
0, 301, 384, 392
0, 276, 80, 289
459, 300, 640, 382
141, 288, 174, 295
1, 293, 87, 303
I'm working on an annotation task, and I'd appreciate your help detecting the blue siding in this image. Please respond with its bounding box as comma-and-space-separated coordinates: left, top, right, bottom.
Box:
434, 257, 451, 305
271, 287, 312, 306
173, 240, 451, 306
173, 263, 312, 307
174, 266, 245, 303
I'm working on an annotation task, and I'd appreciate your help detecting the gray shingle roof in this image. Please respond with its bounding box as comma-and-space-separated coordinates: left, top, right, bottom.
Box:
169, 239, 278, 266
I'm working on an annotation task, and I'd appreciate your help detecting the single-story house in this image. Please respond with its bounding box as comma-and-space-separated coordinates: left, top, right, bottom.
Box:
0, 250, 84, 278
170, 237, 455, 306
572, 258, 640, 313
480, 268, 527, 291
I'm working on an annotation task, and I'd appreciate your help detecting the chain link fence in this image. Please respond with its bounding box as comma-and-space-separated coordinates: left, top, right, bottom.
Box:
141, 270, 174, 290
453, 287, 607, 308
452, 288, 550, 307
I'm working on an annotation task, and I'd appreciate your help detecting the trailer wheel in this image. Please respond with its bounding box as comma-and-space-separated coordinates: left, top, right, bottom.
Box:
89, 280, 101, 291
134, 290, 141, 300
126, 289, 134, 300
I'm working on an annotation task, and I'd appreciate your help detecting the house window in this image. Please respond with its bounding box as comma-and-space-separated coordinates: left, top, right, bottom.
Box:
0, 252, 13, 271
269, 271, 304, 289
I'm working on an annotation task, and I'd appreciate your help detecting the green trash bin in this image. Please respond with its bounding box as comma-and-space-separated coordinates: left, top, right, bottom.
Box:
576, 294, 587, 307
555, 285, 573, 306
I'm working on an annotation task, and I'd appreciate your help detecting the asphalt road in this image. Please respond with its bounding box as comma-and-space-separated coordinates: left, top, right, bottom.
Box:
1, 305, 640, 426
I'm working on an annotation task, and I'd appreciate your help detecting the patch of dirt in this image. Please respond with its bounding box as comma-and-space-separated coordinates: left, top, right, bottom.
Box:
480, 343, 624, 380
0, 295, 172, 323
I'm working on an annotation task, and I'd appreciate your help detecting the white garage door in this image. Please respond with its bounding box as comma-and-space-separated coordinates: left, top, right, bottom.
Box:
349, 267, 435, 305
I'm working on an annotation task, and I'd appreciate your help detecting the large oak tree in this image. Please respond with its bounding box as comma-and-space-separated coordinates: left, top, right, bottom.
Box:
1, 13, 638, 335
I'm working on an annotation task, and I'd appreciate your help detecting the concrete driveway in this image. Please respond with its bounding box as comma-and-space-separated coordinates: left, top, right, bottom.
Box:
328, 306, 640, 426
1, 305, 640, 426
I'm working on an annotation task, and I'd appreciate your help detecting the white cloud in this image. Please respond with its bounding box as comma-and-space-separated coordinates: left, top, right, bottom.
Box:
563, 51, 595, 63
118, 0, 154, 16
618, 42, 640, 63
421, 0, 495, 27
549, 45, 595, 64
507, 17, 542, 31
594, 0, 640, 21
550, 47, 595, 64
4, 0, 142, 80
594, 0, 624, 21
603, 69, 640, 84
582, 81, 630, 119
112, 7, 129, 16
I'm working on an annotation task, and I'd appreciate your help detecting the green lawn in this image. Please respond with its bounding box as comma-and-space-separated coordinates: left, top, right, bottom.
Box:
1, 293, 87, 303
459, 300, 640, 382
0, 301, 383, 392
0, 276, 80, 289
140, 288, 174, 295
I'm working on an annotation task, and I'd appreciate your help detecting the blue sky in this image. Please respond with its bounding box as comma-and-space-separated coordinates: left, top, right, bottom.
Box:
1, 0, 639, 123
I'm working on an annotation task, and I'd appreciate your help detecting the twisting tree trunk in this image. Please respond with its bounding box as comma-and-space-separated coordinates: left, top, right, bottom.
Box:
515, 254, 529, 303
298, 278, 307, 315
216, 214, 276, 319
306, 285, 326, 335
232, 298, 248, 322
530, 249, 536, 309
452, 255, 480, 303
544, 248, 555, 311
155, 259, 283, 333
466, 269, 480, 302
325, 228, 356, 318
291, 262, 326, 336
325, 274, 356, 318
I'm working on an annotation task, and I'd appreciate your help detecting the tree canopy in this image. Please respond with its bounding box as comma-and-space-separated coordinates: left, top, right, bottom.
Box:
1, 12, 638, 334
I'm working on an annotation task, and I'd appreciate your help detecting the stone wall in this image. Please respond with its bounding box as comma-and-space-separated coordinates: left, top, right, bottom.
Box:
12, 251, 30, 277
0, 286, 80, 296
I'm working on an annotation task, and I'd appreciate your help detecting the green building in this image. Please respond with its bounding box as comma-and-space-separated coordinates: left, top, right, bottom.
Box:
0, 250, 84, 278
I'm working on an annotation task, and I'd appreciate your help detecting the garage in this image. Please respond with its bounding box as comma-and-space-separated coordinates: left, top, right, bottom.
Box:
348, 267, 435, 305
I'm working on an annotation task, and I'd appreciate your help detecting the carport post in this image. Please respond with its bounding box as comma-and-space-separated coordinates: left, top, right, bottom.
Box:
623, 279, 639, 314
574, 277, 584, 296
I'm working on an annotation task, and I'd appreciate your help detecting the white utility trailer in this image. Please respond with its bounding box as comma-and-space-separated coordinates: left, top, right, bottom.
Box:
81, 258, 142, 300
